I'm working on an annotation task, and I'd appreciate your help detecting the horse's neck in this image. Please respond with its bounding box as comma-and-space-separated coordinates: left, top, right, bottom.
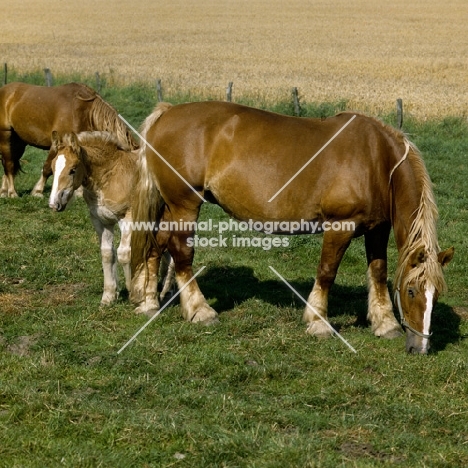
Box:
81, 147, 136, 214
391, 165, 422, 251
81, 147, 115, 190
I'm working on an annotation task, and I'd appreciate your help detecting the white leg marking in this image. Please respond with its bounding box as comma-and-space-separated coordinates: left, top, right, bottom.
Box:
117, 216, 132, 291
100, 225, 118, 305
49, 154, 66, 207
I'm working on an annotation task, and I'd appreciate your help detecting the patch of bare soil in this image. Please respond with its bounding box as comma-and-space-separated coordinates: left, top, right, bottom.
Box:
0, 281, 86, 314
340, 441, 405, 463
453, 307, 468, 319
5, 333, 41, 357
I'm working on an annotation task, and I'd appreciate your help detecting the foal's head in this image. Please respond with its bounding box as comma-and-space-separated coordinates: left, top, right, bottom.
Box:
49, 131, 86, 212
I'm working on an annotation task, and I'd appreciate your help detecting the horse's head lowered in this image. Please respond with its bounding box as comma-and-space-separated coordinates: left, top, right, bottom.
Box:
394, 245, 454, 354
49, 131, 86, 212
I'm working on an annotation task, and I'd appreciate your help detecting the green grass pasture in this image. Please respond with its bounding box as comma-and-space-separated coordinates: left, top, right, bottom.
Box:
1, 79, 467, 467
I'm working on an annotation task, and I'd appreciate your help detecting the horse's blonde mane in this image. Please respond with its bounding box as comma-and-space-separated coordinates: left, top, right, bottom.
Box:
393, 140, 446, 293
87, 92, 139, 150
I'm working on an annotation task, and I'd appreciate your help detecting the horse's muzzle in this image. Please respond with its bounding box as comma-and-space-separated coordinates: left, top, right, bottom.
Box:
406, 330, 431, 354
49, 189, 72, 212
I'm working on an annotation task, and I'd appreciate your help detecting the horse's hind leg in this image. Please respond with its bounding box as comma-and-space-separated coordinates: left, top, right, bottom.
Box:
117, 212, 132, 293
1, 175, 10, 197
305, 229, 354, 337
131, 219, 167, 316
364, 224, 403, 338
0, 133, 11, 197
0, 131, 22, 198
159, 251, 176, 301
166, 207, 218, 325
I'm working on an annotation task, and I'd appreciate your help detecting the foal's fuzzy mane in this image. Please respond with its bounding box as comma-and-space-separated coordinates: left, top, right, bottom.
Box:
76, 130, 130, 151
392, 140, 446, 293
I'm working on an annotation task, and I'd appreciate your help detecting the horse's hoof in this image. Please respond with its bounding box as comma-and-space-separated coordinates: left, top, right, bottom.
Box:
100, 293, 118, 306
306, 321, 333, 338
189, 305, 218, 325
31, 191, 44, 198
100, 299, 115, 307
380, 327, 404, 339
134, 302, 160, 317
200, 316, 220, 326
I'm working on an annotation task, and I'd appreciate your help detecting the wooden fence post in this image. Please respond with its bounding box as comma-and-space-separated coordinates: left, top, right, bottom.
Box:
95, 72, 101, 93
156, 79, 163, 102
226, 82, 233, 102
3, 63, 7, 86
44, 68, 53, 86
396, 98, 403, 129
292, 87, 301, 116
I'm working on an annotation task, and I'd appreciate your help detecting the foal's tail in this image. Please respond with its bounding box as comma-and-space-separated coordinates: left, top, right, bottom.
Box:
130, 102, 173, 276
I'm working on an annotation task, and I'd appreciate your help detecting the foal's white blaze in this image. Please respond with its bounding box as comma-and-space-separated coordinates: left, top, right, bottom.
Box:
422, 284, 436, 350
49, 154, 66, 207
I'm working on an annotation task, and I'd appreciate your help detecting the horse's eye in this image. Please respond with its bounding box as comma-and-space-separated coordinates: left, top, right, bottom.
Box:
408, 288, 416, 299
69, 168, 76, 175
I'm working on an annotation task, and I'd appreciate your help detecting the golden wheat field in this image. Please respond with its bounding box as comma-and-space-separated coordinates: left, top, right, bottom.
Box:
1, 0, 467, 118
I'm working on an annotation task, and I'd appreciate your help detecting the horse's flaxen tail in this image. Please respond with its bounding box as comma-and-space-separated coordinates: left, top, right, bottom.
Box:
130, 102, 173, 277
86, 92, 139, 150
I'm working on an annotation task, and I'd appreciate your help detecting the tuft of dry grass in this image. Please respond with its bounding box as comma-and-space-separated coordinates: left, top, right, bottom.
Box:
1, 1, 468, 117
0, 282, 86, 315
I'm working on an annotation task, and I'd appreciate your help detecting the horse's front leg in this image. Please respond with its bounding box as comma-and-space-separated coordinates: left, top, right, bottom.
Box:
364, 225, 403, 338
91, 215, 119, 305
305, 229, 354, 337
31, 174, 47, 197
32, 148, 54, 197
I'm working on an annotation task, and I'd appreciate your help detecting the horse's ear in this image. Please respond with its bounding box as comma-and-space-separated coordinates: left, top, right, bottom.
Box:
69, 132, 80, 153
438, 246, 454, 267
409, 246, 427, 267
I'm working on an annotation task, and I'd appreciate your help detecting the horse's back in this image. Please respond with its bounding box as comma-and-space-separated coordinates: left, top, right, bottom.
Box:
144, 101, 401, 223
0, 82, 96, 146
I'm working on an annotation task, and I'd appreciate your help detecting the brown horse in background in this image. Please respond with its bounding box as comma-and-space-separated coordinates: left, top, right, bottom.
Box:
0, 82, 138, 198
130, 101, 454, 354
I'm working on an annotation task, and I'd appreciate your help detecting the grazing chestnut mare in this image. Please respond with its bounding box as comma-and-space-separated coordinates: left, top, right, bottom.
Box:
131, 101, 454, 354
48, 131, 174, 306
0, 82, 137, 198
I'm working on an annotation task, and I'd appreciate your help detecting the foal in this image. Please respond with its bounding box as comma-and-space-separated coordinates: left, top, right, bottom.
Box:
49, 131, 173, 306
